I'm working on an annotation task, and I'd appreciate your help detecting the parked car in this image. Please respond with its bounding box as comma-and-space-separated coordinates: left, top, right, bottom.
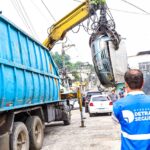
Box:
85, 91, 102, 112
88, 95, 113, 117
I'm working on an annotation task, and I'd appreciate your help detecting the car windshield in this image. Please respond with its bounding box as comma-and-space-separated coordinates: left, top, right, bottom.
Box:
92, 96, 108, 101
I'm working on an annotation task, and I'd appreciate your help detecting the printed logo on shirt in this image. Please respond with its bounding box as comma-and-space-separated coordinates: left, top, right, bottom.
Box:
134, 109, 150, 122
122, 110, 134, 123
122, 108, 150, 123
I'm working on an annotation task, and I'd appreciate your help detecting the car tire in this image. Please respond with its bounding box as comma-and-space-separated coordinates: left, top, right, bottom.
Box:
108, 112, 112, 116
10, 122, 29, 150
26, 116, 44, 150
89, 113, 93, 117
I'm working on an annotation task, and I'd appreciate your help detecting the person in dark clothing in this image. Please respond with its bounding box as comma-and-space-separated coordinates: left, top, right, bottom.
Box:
119, 88, 125, 98
82, 96, 86, 107
82, 95, 86, 119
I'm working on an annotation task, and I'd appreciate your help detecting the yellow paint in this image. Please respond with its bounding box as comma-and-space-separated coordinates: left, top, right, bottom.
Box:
77, 88, 82, 112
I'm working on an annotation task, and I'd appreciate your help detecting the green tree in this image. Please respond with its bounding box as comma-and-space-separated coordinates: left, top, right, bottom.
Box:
51, 52, 95, 82
71, 71, 80, 81
51, 52, 71, 69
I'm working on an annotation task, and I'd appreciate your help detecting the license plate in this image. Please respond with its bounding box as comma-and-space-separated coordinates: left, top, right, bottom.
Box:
97, 108, 105, 109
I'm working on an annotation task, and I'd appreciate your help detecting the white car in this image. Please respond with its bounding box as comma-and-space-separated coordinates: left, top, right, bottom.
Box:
88, 95, 113, 117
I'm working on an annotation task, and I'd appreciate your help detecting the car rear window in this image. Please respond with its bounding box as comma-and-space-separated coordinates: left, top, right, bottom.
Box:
87, 92, 101, 96
86, 92, 101, 98
92, 96, 108, 101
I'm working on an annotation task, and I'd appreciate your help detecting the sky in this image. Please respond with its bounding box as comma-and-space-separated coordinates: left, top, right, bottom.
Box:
0, 0, 150, 64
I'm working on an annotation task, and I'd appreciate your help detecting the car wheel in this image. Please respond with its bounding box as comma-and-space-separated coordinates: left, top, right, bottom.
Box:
89, 113, 93, 117
108, 112, 112, 116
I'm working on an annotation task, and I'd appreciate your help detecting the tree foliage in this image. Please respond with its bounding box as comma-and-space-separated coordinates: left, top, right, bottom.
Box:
51, 52, 94, 81
51, 52, 71, 69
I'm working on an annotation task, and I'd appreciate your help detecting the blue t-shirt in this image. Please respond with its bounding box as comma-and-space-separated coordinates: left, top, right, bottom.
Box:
113, 93, 150, 150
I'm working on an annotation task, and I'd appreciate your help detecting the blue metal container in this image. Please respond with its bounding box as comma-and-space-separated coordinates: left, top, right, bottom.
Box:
0, 16, 60, 112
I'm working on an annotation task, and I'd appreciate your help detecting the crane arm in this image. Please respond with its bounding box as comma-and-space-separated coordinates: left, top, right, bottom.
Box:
43, 1, 92, 50
42, 0, 127, 88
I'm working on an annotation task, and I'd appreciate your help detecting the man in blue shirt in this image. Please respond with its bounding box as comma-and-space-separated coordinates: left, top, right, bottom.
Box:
113, 69, 150, 150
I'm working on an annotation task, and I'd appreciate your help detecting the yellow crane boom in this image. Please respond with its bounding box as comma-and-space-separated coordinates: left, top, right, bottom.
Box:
43, 1, 96, 50
42, 0, 127, 88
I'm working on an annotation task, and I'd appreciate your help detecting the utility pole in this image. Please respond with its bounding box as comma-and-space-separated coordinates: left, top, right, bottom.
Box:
62, 43, 75, 68
61, 43, 75, 90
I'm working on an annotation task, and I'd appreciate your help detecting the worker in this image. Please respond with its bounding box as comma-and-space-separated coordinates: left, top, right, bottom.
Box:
118, 87, 125, 98
109, 89, 118, 103
82, 94, 86, 119
112, 69, 150, 150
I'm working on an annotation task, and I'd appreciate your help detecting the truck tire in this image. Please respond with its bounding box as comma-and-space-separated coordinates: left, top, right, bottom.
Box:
10, 122, 29, 150
26, 116, 44, 150
63, 111, 71, 125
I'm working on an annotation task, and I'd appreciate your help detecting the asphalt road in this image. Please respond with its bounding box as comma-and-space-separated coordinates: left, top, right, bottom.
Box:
42, 110, 121, 150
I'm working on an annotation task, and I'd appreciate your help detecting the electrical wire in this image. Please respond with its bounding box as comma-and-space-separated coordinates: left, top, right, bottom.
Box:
11, 0, 39, 38
40, 0, 72, 45
71, 24, 81, 33
17, 0, 39, 39
41, 0, 56, 22
121, 0, 150, 14
30, 0, 50, 23
109, 8, 150, 16
73, 0, 82, 3
10, 0, 31, 34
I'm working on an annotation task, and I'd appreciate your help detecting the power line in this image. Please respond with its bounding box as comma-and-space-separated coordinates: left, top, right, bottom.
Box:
109, 8, 150, 16
10, 0, 31, 33
73, 0, 82, 3
40, 0, 79, 50
41, 0, 56, 22
30, 0, 50, 23
121, 0, 150, 14
11, 0, 39, 38
17, 0, 39, 39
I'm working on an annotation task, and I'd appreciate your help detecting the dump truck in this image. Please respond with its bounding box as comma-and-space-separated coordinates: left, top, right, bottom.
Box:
0, 0, 127, 150
0, 15, 72, 150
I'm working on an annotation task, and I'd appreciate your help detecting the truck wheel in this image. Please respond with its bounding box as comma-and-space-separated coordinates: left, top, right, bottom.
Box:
26, 116, 44, 150
63, 111, 71, 125
10, 122, 29, 150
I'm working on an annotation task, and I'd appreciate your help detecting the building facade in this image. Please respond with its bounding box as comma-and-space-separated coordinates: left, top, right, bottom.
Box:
128, 51, 150, 95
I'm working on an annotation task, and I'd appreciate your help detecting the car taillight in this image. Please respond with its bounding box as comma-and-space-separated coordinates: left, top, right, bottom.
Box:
89, 102, 94, 106
109, 101, 113, 105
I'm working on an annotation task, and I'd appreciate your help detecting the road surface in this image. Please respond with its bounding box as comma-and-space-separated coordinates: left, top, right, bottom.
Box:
42, 110, 121, 150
